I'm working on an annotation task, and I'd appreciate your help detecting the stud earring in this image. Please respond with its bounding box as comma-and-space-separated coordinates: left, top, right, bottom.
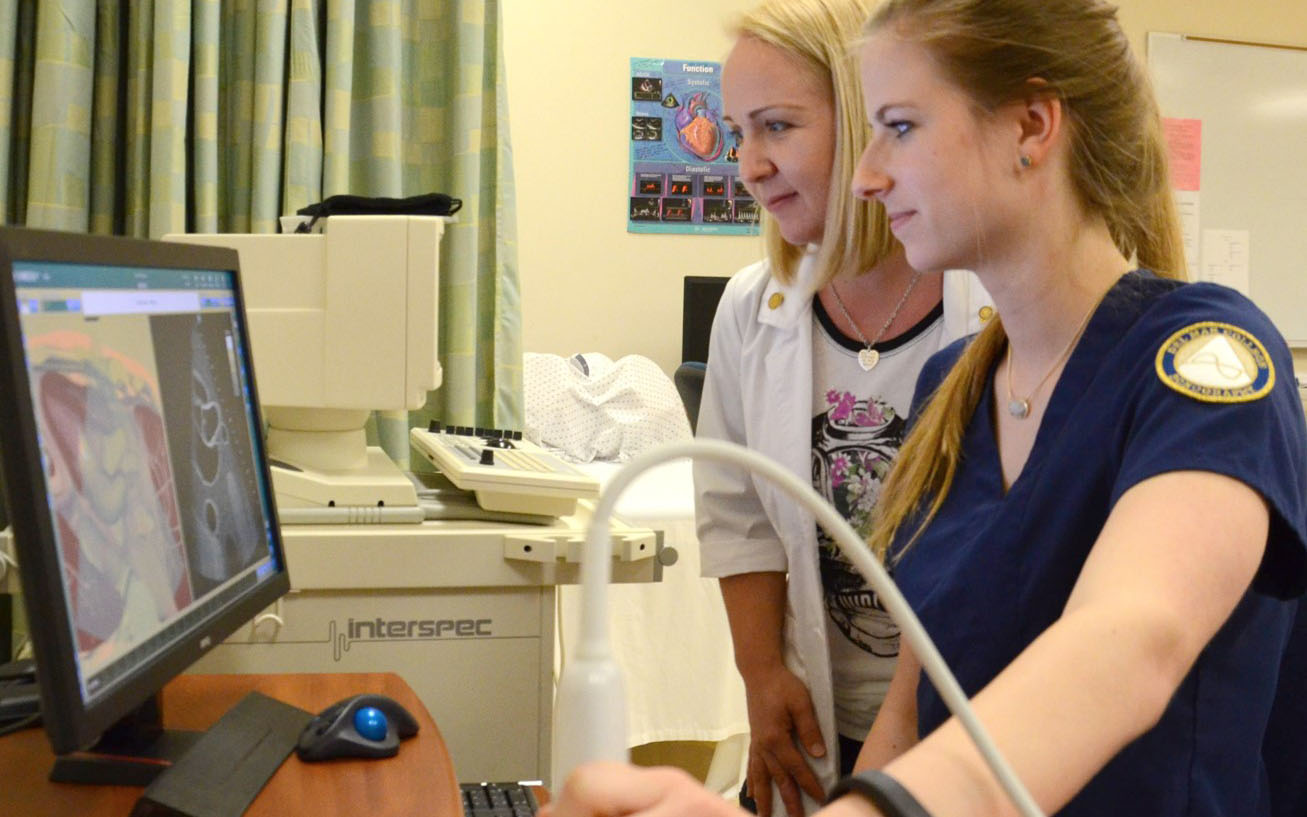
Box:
1019, 155, 1033, 169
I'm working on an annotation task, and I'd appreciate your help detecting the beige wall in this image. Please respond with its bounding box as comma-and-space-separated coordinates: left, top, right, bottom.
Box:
503, 0, 759, 376
503, 0, 1307, 376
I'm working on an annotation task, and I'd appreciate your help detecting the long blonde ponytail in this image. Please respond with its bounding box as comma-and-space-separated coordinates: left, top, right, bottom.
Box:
866, 319, 1005, 560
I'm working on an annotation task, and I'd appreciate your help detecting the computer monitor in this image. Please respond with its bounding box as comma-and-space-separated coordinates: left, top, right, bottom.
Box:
681, 275, 730, 364
0, 227, 290, 782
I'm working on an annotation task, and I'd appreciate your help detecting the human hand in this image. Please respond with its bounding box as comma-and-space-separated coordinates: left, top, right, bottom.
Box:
741, 664, 827, 817
540, 762, 748, 817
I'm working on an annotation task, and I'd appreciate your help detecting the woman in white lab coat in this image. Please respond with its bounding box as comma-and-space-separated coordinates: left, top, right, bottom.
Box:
695, 2, 991, 815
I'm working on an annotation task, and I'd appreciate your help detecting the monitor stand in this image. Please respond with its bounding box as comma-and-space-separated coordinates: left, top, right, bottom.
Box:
49, 693, 202, 786
49, 690, 313, 804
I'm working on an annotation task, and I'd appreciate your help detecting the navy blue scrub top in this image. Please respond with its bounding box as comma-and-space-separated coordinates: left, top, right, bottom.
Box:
893, 272, 1307, 817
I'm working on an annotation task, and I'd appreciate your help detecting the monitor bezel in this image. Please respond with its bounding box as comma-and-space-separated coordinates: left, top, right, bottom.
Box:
0, 226, 290, 755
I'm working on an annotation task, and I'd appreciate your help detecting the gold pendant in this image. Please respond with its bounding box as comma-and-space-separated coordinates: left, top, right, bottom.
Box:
858, 348, 879, 371
1007, 398, 1030, 419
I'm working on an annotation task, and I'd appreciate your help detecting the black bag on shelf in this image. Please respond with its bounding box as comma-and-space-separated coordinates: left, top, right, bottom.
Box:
293, 192, 462, 232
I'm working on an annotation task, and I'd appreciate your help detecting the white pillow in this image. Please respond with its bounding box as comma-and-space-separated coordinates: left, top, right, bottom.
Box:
523, 352, 692, 462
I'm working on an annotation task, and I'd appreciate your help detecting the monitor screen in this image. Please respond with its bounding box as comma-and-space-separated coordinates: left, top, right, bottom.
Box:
681, 275, 729, 364
0, 227, 288, 764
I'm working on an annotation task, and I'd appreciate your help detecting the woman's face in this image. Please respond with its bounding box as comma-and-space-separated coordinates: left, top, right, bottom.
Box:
852, 32, 1025, 273
722, 36, 836, 246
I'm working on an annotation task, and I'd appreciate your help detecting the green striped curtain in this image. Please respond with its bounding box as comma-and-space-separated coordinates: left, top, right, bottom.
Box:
0, 0, 522, 430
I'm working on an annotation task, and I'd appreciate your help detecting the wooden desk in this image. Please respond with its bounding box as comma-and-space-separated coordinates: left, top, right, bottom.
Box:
0, 672, 462, 817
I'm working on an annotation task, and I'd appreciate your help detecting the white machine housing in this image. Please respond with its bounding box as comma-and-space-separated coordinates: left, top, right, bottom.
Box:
165, 216, 444, 513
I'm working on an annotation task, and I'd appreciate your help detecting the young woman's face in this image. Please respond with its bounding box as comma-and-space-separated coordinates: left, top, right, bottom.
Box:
853, 32, 1023, 273
722, 36, 836, 247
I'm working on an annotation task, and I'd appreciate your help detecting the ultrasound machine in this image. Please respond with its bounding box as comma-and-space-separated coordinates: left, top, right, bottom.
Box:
0, 225, 662, 815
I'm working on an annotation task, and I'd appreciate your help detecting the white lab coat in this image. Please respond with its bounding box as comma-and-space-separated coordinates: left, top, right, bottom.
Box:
694, 252, 992, 814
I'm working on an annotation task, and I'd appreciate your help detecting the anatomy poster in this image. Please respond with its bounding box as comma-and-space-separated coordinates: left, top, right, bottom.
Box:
628, 57, 759, 236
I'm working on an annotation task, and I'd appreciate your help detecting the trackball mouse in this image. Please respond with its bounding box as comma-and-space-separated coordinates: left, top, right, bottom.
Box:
296, 693, 420, 761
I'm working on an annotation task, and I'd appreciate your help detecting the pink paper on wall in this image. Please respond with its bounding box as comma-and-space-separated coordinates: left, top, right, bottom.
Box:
1163, 117, 1202, 192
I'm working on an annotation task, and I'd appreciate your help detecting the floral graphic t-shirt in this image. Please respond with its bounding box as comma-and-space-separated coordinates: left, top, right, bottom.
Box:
812, 294, 944, 739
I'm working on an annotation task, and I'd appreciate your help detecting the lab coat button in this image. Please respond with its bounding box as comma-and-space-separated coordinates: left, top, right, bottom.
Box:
768, 292, 784, 310
979, 305, 995, 322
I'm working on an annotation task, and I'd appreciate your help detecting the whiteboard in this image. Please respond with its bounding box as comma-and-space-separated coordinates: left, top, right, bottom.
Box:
1147, 32, 1307, 345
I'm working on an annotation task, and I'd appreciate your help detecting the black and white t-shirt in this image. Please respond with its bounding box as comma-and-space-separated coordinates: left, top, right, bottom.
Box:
811, 295, 945, 740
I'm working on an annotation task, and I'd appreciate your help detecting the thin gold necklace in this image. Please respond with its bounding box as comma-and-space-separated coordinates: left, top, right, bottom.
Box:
1004, 297, 1099, 419
828, 270, 924, 371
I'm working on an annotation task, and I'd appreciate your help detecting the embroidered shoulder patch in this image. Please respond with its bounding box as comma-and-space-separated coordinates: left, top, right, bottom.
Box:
1154, 322, 1275, 403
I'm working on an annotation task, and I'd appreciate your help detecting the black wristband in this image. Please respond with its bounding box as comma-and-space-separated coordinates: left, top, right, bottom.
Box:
825, 769, 932, 817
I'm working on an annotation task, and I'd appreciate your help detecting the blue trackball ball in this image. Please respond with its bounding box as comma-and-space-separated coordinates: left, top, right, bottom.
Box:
353, 706, 389, 742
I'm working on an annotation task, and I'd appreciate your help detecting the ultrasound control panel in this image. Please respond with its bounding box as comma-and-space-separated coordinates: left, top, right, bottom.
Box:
410, 424, 599, 518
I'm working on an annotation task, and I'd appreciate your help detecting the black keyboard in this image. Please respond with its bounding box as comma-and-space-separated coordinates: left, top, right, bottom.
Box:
460, 781, 539, 817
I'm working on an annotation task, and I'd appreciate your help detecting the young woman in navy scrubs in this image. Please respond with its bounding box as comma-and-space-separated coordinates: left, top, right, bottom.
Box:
540, 1, 1307, 815
847, 0, 1307, 812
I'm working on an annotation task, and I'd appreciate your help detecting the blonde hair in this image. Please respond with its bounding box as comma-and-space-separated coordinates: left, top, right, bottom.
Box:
864, 0, 1188, 561
730, 0, 897, 288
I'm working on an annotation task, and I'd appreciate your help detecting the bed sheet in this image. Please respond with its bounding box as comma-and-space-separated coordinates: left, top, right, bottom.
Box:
556, 459, 749, 747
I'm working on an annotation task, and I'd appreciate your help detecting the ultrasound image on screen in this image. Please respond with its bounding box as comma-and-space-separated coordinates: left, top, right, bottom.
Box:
150, 313, 264, 598
27, 320, 193, 662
